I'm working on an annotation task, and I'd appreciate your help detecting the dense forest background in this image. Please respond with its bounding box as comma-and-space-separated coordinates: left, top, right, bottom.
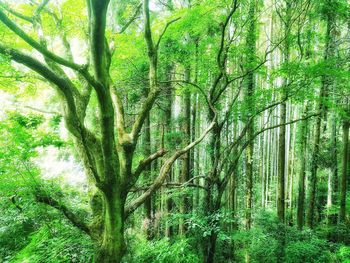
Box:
0, 0, 349, 262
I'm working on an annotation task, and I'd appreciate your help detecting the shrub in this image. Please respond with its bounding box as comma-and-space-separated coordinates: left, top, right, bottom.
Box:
125, 235, 201, 263
13, 221, 94, 263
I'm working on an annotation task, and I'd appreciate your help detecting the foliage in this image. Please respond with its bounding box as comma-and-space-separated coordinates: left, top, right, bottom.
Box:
13, 221, 94, 263
337, 246, 350, 263
0, 0, 349, 262
125, 235, 201, 263
233, 211, 332, 263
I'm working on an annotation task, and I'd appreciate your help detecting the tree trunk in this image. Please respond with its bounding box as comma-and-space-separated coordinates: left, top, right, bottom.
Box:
328, 113, 338, 224
244, 0, 256, 230
205, 232, 218, 263
307, 1, 335, 228
96, 190, 126, 263
277, 0, 291, 223
203, 109, 221, 263
164, 63, 174, 238
143, 114, 153, 239
297, 103, 309, 230
277, 101, 287, 223
179, 66, 191, 235
339, 118, 349, 222
307, 102, 323, 228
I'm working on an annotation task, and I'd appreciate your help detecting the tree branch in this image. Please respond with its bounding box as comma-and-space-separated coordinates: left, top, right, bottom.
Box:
88, 0, 110, 83
0, 8, 84, 71
155, 17, 181, 50
0, 45, 78, 119
0, 44, 102, 185
132, 148, 167, 182
36, 193, 91, 236
0, 2, 33, 23
221, 112, 320, 189
125, 118, 216, 218
117, 3, 142, 34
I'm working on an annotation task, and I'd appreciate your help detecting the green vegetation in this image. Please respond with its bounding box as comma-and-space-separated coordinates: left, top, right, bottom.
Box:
0, 0, 349, 262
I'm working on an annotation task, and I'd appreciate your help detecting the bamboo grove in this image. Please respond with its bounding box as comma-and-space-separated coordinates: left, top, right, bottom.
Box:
0, 0, 349, 262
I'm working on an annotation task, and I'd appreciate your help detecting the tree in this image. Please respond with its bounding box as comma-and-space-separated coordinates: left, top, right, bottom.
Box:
243, 0, 257, 231
307, 0, 337, 228
0, 1, 214, 261
0, 0, 349, 262
297, 102, 309, 230
339, 107, 349, 222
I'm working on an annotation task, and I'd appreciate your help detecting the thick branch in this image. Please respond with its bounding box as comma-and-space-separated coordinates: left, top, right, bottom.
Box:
36, 193, 91, 236
0, 8, 83, 71
125, 118, 216, 217
0, 2, 33, 22
88, 0, 110, 83
0, 45, 78, 119
130, 89, 159, 140
132, 148, 167, 181
0, 45, 102, 185
143, 0, 155, 56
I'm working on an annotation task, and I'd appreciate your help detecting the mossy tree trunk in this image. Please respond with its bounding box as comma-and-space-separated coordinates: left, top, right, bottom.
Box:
96, 189, 126, 263
0, 1, 217, 262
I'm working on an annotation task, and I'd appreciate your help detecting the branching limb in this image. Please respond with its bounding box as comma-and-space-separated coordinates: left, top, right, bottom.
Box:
130, 182, 207, 192
132, 148, 167, 183
0, 1, 33, 22
155, 17, 181, 50
87, 0, 110, 84
130, 1, 180, 142
0, 8, 84, 71
0, 44, 102, 185
0, 44, 78, 120
125, 117, 216, 218
117, 3, 142, 34
35, 193, 91, 236
221, 112, 320, 189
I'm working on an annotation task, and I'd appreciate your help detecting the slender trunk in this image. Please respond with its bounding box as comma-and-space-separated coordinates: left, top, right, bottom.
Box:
277, 0, 291, 223
143, 114, 153, 239
192, 40, 199, 209
297, 103, 309, 230
287, 107, 296, 225
244, 0, 256, 230
164, 64, 174, 238
276, 4, 291, 262
203, 99, 221, 262
339, 118, 349, 222
307, 3, 335, 228
328, 113, 338, 224
179, 66, 191, 235
206, 232, 218, 263
277, 101, 287, 223
307, 102, 323, 228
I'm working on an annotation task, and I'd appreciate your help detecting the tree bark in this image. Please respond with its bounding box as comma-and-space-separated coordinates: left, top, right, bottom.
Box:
297, 103, 309, 230
143, 114, 153, 239
96, 189, 126, 263
179, 66, 191, 235
277, 0, 292, 224
339, 118, 349, 222
307, 1, 335, 228
244, 0, 256, 230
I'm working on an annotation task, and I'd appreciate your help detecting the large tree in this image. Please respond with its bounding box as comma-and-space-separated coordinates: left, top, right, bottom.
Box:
0, 0, 215, 261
